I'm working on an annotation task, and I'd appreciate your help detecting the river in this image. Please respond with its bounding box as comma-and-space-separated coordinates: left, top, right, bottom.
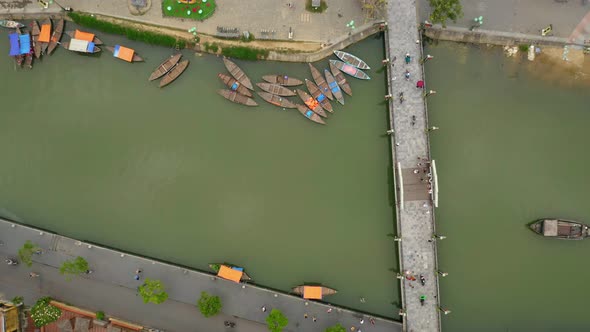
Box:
0, 26, 398, 317
426, 42, 590, 331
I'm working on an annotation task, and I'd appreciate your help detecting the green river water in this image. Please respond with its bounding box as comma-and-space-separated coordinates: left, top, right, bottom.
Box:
0, 28, 397, 317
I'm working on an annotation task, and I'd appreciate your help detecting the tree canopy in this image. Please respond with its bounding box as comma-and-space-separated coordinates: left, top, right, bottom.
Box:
325, 324, 346, 332
197, 291, 222, 317
138, 279, 169, 304
18, 240, 40, 267
266, 309, 288, 332
59, 256, 89, 280
428, 0, 463, 27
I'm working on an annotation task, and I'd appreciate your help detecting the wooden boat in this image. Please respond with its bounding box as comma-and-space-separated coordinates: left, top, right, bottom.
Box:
223, 58, 253, 90
296, 104, 325, 125
329, 60, 370, 80
529, 219, 589, 240
62, 39, 101, 54
38, 19, 51, 55
31, 21, 41, 59
106, 45, 144, 62
292, 284, 337, 299
256, 83, 296, 97
262, 74, 302, 86
209, 263, 252, 281
324, 69, 344, 105
9, 31, 23, 67
218, 73, 252, 97
47, 18, 64, 55
329, 61, 352, 96
160, 60, 189, 88
305, 79, 333, 113
66, 30, 103, 45
218, 89, 258, 106
296, 89, 327, 118
308, 63, 333, 100
149, 53, 182, 81
334, 50, 370, 70
257, 91, 296, 109
0, 20, 24, 29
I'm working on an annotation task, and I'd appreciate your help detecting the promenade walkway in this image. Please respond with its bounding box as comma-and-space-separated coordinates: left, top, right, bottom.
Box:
0, 218, 402, 332
385, 1, 442, 332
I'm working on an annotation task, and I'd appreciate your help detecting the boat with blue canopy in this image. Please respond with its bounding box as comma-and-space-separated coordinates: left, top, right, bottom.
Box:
62, 38, 101, 54
8, 32, 20, 56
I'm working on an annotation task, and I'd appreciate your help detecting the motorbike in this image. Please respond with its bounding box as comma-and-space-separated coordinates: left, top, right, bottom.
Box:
420, 274, 426, 286
5, 258, 18, 265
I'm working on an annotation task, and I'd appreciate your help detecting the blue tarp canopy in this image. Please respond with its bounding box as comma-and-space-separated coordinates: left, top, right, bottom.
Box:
87, 41, 95, 52
8, 33, 19, 56
19, 34, 30, 55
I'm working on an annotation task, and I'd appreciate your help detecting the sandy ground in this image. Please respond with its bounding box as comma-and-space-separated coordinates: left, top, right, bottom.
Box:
525, 46, 590, 87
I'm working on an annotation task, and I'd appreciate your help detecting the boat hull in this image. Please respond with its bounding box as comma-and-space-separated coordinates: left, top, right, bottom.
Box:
256, 83, 296, 96
218, 73, 252, 97
329, 60, 370, 80
160, 60, 189, 88
329, 62, 352, 96
209, 263, 252, 281
296, 105, 325, 125
529, 219, 589, 240
149, 53, 182, 81
47, 18, 64, 55
218, 89, 258, 106
257, 91, 296, 108
296, 89, 327, 118
324, 69, 344, 105
308, 63, 333, 100
334, 50, 370, 69
262, 74, 303, 86
223, 58, 254, 90
305, 79, 333, 113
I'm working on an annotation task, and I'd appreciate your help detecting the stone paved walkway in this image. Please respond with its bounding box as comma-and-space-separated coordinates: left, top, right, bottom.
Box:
0, 218, 402, 332
385, 0, 442, 331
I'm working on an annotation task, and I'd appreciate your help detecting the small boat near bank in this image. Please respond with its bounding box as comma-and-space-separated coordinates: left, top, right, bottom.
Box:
330, 59, 370, 80
256, 82, 296, 96
308, 63, 333, 100
223, 58, 254, 90
160, 60, 189, 88
38, 19, 51, 55
209, 263, 252, 282
0, 20, 24, 29
529, 218, 589, 240
305, 79, 333, 113
296, 89, 327, 118
296, 104, 325, 125
257, 91, 296, 108
31, 21, 41, 59
66, 30, 103, 45
218, 73, 252, 97
149, 53, 182, 81
218, 89, 258, 106
329, 61, 352, 96
47, 18, 64, 55
324, 69, 344, 105
106, 45, 144, 62
334, 50, 370, 70
262, 74, 302, 86
62, 39, 101, 54
292, 284, 337, 299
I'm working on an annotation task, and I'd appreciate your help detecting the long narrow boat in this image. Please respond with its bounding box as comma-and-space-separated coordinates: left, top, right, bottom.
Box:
256, 82, 296, 96
329, 60, 370, 80
257, 91, 296, 108
262, 74, 303, 86
296, 89, 327, 118
223, 58, 254, 90
66, 30, 103, 45
218, 89, 258, 106
106, 45, 144, 62
296, 104, 325, 125
62, 39, 101, 54
8, 31, 22, 67
292, 284, 337, 299
17, 28, 31, 68
324, 69, 344, 105
149, 53, 182, 81
0, 20, 24, 29
209, 263, 252, 282
160, 60, 189, 88
218, 73, 252, 97
334, 50, 371, 70
47, 18, 64, 55
38, 19, 51, 55
31, 21, 41, 59
529, 219, 589, 240
308, 63, 333, 100
329, 62, 352, 96
305, 79, 333, 113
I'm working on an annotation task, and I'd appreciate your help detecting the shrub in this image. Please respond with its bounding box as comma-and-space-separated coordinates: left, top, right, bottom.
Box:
59, 256, 89, 280
96, 311, 105, 321
266, 309, 288, 332
31, 297, 61, 327
197, 291, 222, 317
18, 240, 40, 267
138, 279, 168, 304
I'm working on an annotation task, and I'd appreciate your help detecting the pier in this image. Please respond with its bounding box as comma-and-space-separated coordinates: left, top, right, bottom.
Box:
385, 1, 443, 332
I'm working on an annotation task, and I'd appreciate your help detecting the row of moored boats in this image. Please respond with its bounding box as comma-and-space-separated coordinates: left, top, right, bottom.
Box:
217, 50, 372, 125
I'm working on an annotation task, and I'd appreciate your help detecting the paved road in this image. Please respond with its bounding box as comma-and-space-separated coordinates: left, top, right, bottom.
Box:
418, 0, 590, 41
385, 0, 442, 331
0, 218, 402, 332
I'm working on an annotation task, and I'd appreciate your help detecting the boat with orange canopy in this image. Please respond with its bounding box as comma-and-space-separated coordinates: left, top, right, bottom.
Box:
38, 18, 51, 55
209, 263, 252, 282
292, 284, 337, 299
296, 89, 327, 118
66, 30, 103, 45
106, 45, 144, 62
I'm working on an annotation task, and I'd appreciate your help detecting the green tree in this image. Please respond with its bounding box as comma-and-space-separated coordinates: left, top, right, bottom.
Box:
138, 279, 169, 304
30, 297, 61, 327
59, 256, 89, 280
18, 240, 40, 267
428, 0, 463, 27
325, 324, 346, 332
197, 291, 222, 317
266, 309, 288, 332
11, 296, 24, 305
